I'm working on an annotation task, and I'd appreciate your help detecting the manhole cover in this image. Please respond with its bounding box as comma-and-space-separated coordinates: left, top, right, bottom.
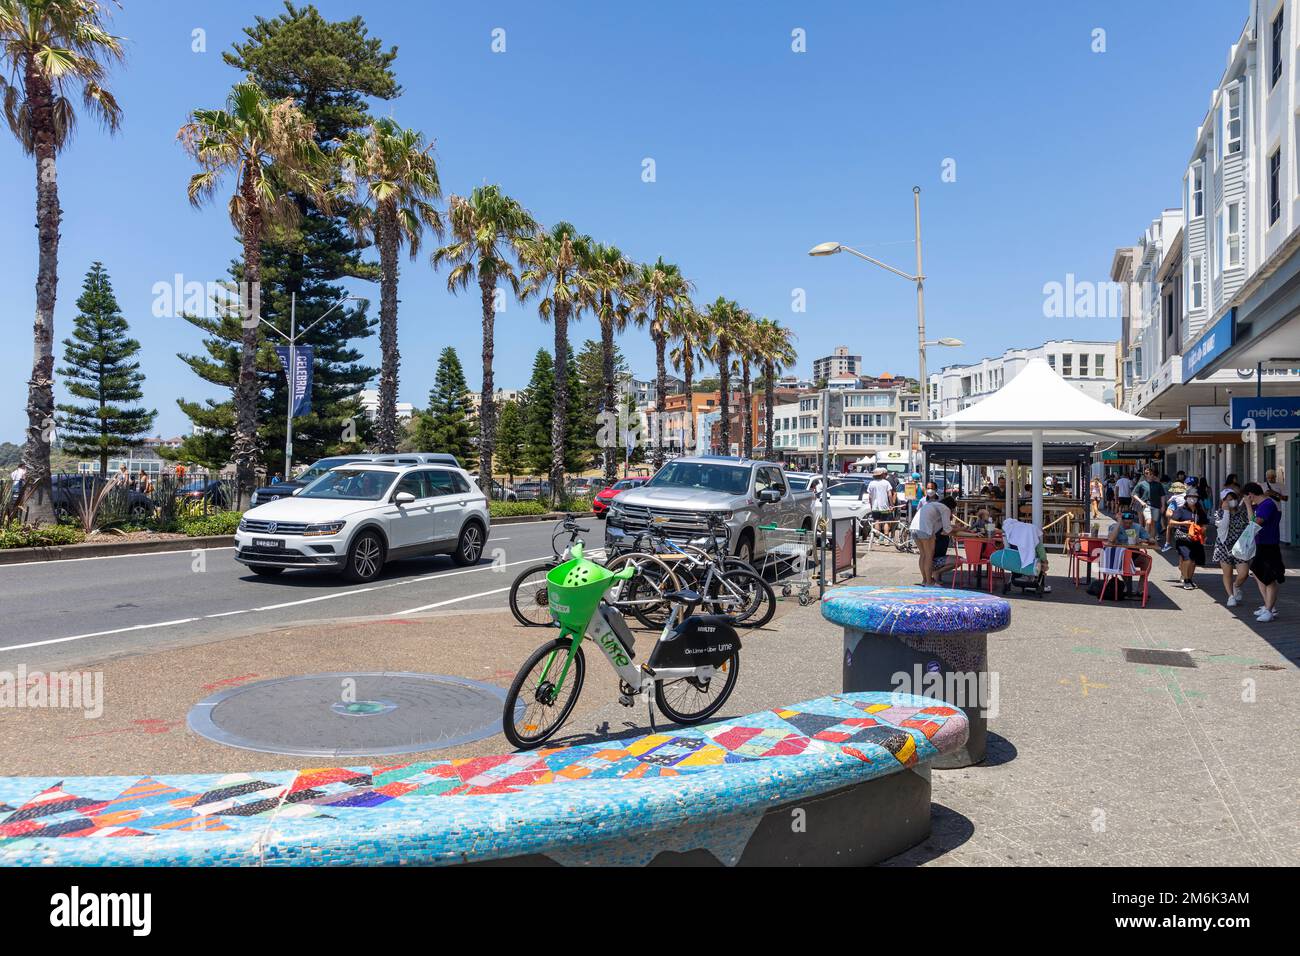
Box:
188, 672, 516, 757
1121, 647, 1197, 668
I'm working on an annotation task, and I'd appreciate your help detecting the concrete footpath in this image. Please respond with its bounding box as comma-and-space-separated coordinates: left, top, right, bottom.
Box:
1, 544, 1296, 866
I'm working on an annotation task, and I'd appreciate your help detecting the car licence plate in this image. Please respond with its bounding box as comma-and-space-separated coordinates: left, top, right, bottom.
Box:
252, 538, 284, 549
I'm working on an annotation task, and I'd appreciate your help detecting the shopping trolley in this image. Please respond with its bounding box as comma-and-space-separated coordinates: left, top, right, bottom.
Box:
757, 523, 815, 606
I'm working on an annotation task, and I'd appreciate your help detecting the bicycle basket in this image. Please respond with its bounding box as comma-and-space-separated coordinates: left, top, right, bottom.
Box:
545, 542, 622, 632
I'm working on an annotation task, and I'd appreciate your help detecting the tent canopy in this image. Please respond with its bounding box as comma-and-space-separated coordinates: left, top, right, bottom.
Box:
919, 358, 1178, 444
921, 442, 1093, 467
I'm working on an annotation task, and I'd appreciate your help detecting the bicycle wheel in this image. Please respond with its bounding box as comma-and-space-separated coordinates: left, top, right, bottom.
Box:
655, 651, 739, 725
502, 637, 585, 750
509, 561, 558, 627
707, 568, 776, 629
605, 553, 680, 629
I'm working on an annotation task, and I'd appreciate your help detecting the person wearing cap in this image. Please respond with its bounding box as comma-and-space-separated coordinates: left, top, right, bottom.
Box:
1213, 487, 1252, 607
1243, 482, 1285, 621
866, 466, 896, 537
1105, 507, 1153, 597
1161, 480, 1187, 552
1167, 487, 1208, 589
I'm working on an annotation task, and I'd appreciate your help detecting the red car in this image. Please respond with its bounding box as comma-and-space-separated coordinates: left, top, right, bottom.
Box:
592, 476, 649, 517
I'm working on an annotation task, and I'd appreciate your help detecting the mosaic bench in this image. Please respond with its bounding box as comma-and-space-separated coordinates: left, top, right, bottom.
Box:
0, 691, 967, 867
823, 586, 1012, 768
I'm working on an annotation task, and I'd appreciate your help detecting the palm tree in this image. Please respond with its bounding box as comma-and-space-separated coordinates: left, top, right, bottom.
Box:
633, 258, 694, 469
519, 222, 593, 502
180, 80, 331, 508
584, 242, 639, 483
668, 302, 709, 454
752, 317, 797, 460
431, 185, 536, 481
703, 297, 742, 454
337, 118, 442, 453
731, 309, 759, 458
1, 0, 124, 525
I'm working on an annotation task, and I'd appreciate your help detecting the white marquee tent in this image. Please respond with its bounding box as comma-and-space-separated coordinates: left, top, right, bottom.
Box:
918, 358, 1179, 527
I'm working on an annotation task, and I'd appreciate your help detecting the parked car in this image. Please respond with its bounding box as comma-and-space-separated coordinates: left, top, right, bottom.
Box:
592, 476, 648, 517
475, 476, 517, 502
512, 480, 553, 501
175, 479, 229, 510
50, 474, 155, 521
605, 456, 815, 565
234, 462, 490, 582
822, 479, 876, 528
250, 455, 385, 507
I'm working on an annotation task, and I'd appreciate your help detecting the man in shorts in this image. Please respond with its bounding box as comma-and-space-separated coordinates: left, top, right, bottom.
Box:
866, 467, 896, 537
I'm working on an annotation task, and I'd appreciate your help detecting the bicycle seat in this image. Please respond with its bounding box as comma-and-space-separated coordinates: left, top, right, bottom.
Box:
662, 589, 701, 604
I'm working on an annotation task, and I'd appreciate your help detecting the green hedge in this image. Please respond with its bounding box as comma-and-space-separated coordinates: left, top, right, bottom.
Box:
0, 522, 86, 549
489, 500, 548, 518
177, 511, 243, 537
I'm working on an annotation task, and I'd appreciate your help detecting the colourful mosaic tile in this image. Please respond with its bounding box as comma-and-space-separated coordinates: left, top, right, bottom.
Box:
0, 692, 967, 867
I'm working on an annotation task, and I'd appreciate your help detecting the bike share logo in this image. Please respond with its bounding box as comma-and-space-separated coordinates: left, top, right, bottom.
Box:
600, 633, 630, 668
549, 600, 570, 614
890, 660, 999, 718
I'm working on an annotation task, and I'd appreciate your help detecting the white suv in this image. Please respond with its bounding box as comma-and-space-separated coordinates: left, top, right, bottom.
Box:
234, 463, 490, 582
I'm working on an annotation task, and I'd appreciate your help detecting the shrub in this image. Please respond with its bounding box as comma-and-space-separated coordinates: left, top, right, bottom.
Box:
177, 511, 243, 537
489, 500, 549, 518
0, 521, 86, 549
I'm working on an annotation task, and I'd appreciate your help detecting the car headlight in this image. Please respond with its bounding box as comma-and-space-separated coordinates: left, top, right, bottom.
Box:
238, 518, 249, 532
302, 521, 345, 537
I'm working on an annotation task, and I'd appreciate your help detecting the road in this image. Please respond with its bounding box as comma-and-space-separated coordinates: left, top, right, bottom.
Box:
0, 518, 602, 669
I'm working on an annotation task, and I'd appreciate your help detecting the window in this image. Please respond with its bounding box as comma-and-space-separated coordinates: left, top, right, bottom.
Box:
1189, 164, 1204, 219
1047, 354, 1057, 370
1079, 354, 1090, 377
1061, 354, 1073, 377
425, 470, 460, 496
1225, 201, 1242, 267
1272, 8, 1284, 88
1094, 354, 1107, 377
1270, 147, 1282, 224
1189, 255, 1203, 309
1225, 85, 1242, 154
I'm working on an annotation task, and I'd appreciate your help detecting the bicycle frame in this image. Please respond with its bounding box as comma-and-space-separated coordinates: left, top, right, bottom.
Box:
535, 600, 720, 702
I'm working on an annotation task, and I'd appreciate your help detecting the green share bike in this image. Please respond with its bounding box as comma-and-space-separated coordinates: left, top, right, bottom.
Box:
502, 542, 742, 750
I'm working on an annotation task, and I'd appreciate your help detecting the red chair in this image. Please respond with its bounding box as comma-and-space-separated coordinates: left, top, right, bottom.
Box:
1098, 548, 1151, 607
1069, 536, 1104, 587
957, 537, 1002, 592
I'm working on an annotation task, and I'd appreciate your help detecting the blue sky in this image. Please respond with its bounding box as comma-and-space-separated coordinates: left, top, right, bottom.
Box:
0, 0, 1249, 441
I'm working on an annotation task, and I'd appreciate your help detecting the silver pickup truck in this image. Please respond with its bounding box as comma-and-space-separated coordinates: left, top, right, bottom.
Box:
604, 456, 816, 565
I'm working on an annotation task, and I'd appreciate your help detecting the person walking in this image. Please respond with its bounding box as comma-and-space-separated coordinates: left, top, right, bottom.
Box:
1243, 481, 1286, 621
1166, 486, 1208, 590
1115, 471, 1133, 510
1213, 487, 1251, 607
866, 467, 896, 538
1133, 467, 1164, 545
910, 490, 953, 586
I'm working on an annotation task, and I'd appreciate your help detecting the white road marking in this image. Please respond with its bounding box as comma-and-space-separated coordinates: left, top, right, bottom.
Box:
1, 618, 201, 653
2, 553, 559, 653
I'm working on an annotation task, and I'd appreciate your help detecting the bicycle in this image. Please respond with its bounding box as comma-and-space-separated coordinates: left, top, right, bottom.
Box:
508, 515, 589, 627
502, 541, 742, 750
613, 517, 775, 629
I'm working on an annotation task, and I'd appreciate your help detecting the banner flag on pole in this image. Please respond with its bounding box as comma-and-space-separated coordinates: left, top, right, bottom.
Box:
276, 345, 314, 418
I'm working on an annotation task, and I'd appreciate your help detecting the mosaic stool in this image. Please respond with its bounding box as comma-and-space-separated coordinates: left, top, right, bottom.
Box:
822, 585, 1011, 768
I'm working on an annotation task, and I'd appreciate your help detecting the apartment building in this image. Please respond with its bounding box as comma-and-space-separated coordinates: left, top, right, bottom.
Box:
1115, 1, 1300, 542
927, 341, 1117, 420
811, 346, 862, 383
773, 387, 920, 471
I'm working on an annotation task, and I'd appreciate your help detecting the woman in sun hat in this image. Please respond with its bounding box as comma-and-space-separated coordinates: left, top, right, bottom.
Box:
1161, 480, 1187, 552
1213, 487, 1252, 607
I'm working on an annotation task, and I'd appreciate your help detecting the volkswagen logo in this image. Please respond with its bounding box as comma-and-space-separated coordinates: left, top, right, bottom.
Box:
267, 521, 277, 534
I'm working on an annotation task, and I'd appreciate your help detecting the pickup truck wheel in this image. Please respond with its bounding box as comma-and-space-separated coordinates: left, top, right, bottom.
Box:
734, 534, 754, 568
452, 521, 485, 566
342, 531, 385, 582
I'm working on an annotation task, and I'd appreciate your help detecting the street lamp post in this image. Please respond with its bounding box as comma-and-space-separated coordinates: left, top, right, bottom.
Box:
809, 186, 963, 467
260, 293, 367, 478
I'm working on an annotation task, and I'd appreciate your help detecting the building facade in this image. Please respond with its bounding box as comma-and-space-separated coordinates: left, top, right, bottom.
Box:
811, 346, 862, 383
927, 341, 1118, 420
773, 387, 920, 471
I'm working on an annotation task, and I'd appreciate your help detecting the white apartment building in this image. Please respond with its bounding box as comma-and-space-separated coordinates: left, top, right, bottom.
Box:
927, 341, 1118, 420
1113, 1, 1300, 543
356, 389, 414, 423
773, 388, 920, 471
